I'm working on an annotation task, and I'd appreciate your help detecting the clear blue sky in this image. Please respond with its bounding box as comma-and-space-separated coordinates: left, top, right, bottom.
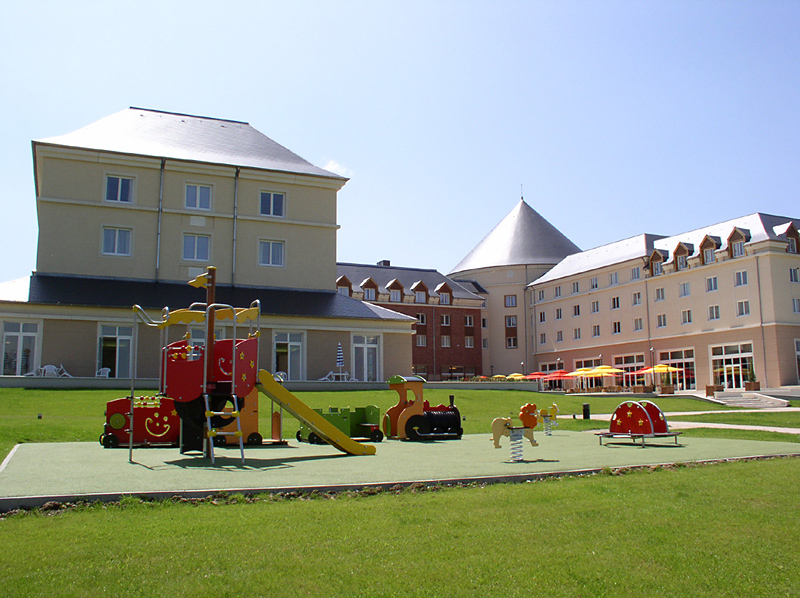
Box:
1, 1, 798, 283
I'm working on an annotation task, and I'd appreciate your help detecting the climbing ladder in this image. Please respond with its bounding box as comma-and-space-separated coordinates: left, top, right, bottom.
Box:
203, 393, 245, 465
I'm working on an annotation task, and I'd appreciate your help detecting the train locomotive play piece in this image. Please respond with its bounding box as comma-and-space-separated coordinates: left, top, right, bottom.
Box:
491, 403, 540, 462
296, 405, 383, 444
596, 400, 682, 446
100, 396, 181, 448
383, 375, 463, 441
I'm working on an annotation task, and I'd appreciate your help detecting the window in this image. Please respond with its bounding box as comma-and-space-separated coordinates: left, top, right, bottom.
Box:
703, 248, 715, 264
363, 287, 376, 301
633, 317, 643, 331
464, 315, 474, 327
681, 309, 692, 324
390, 289, 402, 302
708, 305, 720, 320
415, 291, 426, 303
609, 272, 618, 285
737, 300, 750, 316
571, 282, 579, 294
482, 338, 489, 349
679, 282, 690, 297
591, 300, 599, 313
573, 328, 581, 340
554, 286, 561, 298
417, 313, 426, 325
732, 241, 745, 257
337, 286, 350, 296
655, 287, 665, 302
657, 314, 667, 328
439, 293, 451, 305
556, 330, 563, 342
352, 335, 380, 382
653, 261, 663, 276
2, 322, 39, 376
631, 267, 640, 281
441, 335, 451, 347
611, 296, 620, 310
555, 308, 562, 320
504, 295, 517, 307
260, 191, 285, 217
505, 316, 517, 328
539, 312, 546, 323
481, 318, 488, 328
735, 271, 748, 287
186, 184, 211, 210
572, 304, 580, 317
105, 176, 133, 203
793, 298, 800, 313
612, 321, 621, 334
441, 314, 450, 326
538, 290, 545, 301
706, 277, 718, 292
788, 238, 798, 253
677, 255, 688, 270
590, 277, 598, 289
98, 325, 133, 378
592, 325, 600, 337
102, 228, 131, 256
416, 335, 427, 347
539, 333, 546, 345
506, 336, 518, 349
791, 268, 799, 283
258, 240, 284, 266
465, 336, 474, 348
632, 292, 641, 306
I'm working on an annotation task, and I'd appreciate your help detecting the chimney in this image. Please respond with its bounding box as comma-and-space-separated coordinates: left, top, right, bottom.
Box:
377, 260, 391, 267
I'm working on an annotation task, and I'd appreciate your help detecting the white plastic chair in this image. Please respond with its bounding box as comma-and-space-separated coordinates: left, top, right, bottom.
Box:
41, 365, 59, 377
96, 368, 111, 378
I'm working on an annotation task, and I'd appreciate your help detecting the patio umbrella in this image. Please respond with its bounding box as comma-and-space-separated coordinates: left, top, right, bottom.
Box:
524, 372, 547, 380
336, 342, 344, 373
542, 370, 570, 380
507, 373, 525, 380
491, 374, 507, 380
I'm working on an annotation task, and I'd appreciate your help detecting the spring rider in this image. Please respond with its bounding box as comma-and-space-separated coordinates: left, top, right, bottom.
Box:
491, 403, 539, 461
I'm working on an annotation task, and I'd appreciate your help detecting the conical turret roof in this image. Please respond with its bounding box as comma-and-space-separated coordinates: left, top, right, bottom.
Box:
450, 200, 580, 274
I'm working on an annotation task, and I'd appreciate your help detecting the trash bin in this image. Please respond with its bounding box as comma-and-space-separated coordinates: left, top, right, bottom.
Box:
582, 403, 591, 420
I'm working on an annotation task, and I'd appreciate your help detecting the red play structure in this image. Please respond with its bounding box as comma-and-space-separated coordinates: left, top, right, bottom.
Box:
596, 400, 682, 446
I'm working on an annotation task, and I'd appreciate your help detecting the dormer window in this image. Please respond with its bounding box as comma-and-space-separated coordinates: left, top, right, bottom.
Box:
728, 228, 749, 259
703, 248, 715, 264
335, 275, 352, 297
364, 288, 376, 301
439, 293, 450, 305
677, 255, 688, 270
788, 237, 797, 254
652, 260, 662, 276
415, 291, 426, 303
732, 241, 745, 257
338, 286, 350, 296
390, 289, 402, 302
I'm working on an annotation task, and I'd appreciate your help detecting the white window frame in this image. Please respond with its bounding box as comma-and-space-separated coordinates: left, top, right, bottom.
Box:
708, 305, 720, 320
633, 317, 643, 332
258, 240, 284, 267
732, 240, 745, 257
592, 324, 600, 337
657, 314, 667, 328
363, 287, 376, 301
97, 324, 133, 379
2, 321, 41, 376
102, 227, 132, 256
465, 336, 474, 348
703, 248, 715, 264
609, 272, 619, 286
793, 298, 800, 314
464, 315, 474, 327
439, 293, 451, 305
441, 314, 451, 327
612, 321, 621, 334
737, 300, 751, 317
505, 315, 517, 328
185, 183, 212, 210
611, 296, 620, 310
681, 309, 693, 325
631, 267, 640, 281
573, 328, 581, 340
183, 233, 210, 261
555, 308, 562, 320
679, 282, 691, 297
655, 287, 665, 302
260, 191, 285, 217
539, 312, 546, 323
591, 300, 599, 313
735, 270, 748, 287
632, 292, 641, 306
415, 291, 427, 304
706, 277, 718, 292
677, 255, 688, 270
416, 334, 427, 347
554, 286, 561, 298
539, 333, 546, 345
572, 304, 580, 317
506, 336, 518, 349
571, 282, 580, 294
504, 295, 517, 307
790, 268, 799, 284
390, 289, 402, 302
590, 277, 598, 289
653, 261, 663, 276
417, 313, 426, 325
556, 330, 563, 343
105, 175, 134, 203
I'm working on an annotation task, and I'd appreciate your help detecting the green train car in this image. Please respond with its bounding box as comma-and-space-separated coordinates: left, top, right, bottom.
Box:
296, 405, 384, 444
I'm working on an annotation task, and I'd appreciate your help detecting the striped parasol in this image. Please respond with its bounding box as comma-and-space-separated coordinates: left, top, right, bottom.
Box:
336, 342, 344, 371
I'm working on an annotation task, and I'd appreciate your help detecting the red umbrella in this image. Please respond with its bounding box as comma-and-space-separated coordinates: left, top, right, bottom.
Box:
543, 370, 571, 381
525, 372, 547, 380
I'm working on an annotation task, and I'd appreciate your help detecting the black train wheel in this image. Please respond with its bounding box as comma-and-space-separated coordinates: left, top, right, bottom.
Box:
405, 414, 429, 441
370, 428, 384, 443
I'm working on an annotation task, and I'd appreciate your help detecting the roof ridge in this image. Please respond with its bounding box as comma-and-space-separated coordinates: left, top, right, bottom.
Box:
129, 106, 249, 125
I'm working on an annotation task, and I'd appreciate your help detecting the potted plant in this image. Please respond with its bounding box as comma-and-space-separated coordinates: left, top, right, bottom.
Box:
745, 364, 760, 391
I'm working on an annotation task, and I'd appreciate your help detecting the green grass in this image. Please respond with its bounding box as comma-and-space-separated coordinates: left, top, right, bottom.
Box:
670, 410, 800, 428
1, 457, 798, 597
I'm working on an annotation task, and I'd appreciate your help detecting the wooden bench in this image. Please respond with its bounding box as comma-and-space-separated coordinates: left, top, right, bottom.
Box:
596, 431, 682, 446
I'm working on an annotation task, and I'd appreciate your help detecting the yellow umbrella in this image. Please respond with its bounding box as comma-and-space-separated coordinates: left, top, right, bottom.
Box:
507, 373, 525, 380
491, 374, 507, 380
567, 367, 593, 376
590, 366, 625, 375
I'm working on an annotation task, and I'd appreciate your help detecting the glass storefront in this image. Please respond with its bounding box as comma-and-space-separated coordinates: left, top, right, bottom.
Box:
711, 342, 753, 390
659, 348, 696, 390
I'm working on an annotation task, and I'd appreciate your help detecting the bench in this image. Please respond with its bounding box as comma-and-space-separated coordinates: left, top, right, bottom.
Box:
596, 431, 682, 446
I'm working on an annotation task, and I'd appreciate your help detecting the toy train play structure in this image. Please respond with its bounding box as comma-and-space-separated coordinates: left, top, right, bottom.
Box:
100, 267, 464, 465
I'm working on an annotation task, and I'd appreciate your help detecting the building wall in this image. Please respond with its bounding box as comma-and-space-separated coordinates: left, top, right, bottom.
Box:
34, 145, 342, 291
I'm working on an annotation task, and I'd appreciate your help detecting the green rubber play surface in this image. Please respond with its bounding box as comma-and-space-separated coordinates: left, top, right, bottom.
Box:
2, 431, 798, 510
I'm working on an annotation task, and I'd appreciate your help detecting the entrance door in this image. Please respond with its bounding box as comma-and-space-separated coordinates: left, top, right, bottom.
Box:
3, 322, 39, 376
98, 325, 132, 378
353, 335, 380, 382
274, 332, 303, 380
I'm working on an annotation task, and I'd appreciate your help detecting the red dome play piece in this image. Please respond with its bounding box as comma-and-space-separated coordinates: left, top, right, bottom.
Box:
608, 401, 654, 436
639, 400, 669, 435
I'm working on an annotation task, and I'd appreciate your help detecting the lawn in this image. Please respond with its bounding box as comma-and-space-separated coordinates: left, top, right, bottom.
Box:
1, 457, 798, 597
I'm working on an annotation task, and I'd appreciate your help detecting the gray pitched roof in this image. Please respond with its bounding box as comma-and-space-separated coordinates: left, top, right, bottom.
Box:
532, 212, 800, 285
19, 274, 413, 322
450, 200, 580, 275
337, 262, 484, 302
35, 108, 346, 181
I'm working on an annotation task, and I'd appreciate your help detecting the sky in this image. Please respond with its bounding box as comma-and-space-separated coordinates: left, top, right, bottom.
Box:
1, 1, 799, 284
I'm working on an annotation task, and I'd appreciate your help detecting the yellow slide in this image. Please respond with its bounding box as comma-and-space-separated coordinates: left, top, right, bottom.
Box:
256, 370, 376, 456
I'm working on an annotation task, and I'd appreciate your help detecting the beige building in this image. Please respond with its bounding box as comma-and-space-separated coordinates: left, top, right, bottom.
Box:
530, 214, 800, 389
2, 108, 415, 381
